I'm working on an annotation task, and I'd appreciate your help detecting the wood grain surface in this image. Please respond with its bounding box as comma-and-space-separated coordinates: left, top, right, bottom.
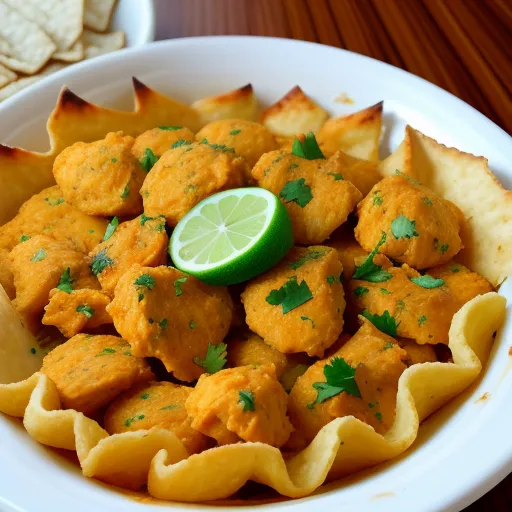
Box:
153, 1, 512, 510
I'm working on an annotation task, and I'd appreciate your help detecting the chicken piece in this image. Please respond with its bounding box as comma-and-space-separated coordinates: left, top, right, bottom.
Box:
107, 265, 233, 382
324, 150, 382, 196
53, 132, 145, 216
42, 288, 112, 338
252, 150, 362, 244
227, 331, 311, 390
132, 126, 195, 161
141, 140, 248, 226
89, 215, 168, 296
9, 235, 97, 332
242, 246, 345, 357
348, 264, 472, 345
287, 319, 407, 449
41, 334, 154, 416
355, 174, 463, 269
104, 381, 210, 455
0, 186, 108, 253
428, 262, 493, 306
186, 365, 293, 447
196, 119, 278, 170
0, 248, 15, 299
398, 339, 437, 366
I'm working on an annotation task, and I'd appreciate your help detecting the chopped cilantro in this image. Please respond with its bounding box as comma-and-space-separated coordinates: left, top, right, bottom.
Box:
134, 273, 156, 290
193, 342, 227, 373
111, 157, 117, 163
141, 148, 158, 173
410, 275, 445, 288
125, 414, 145, 427
140, 393, 150, 400
288, 249, 326, 270
396, 299, 406, 312
380, 288, 391, 295
423, 197, 432, 206
311, 357, 360, 406
88, 229, 95, 234
174, 277, 187, 296
189, 320, 196, 329
159, 318, 168, 329
57, 267, 74, 294
362, 310, 398, 337
354, 286, 369, 297
20, 235, 30, 243
239, 390, 255, 411
44, 197, 64, 206
326, 275, 338, 284
375, 412, 383, 422
382, 342, 394, 351
368, 402, 376, 409
373, 191, 383, 206
159, 405, 178, 411
140, 213, 165, 227
96, 347, 116, 356
352, 233, 392, 282
265, 276, 313, 314
184, 185, 196, 193
138, 293, 144, 302
199, 138, 235, 153
440, 244, 449, 253
279, 178, 313, 208
159, 125, 182, 130
31, 248, 47, 262
103, 216, 119, 241
328, 172, 344, 181
391, 215, 419, 239
418, 315, 427, 326
229, 128, 241, 135
289, 163, 299, 169
76, 304, 94, 319
121, 183, 130, 199
291, 132, 325, 160
450, 264, 461, 273
395, 169, 421, 186
91, 249, 113, 275
301, 316, 315, 328
171, 139, 192, 149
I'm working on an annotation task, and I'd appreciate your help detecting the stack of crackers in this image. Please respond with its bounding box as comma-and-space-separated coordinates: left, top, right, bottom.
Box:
0, 0, 125, 102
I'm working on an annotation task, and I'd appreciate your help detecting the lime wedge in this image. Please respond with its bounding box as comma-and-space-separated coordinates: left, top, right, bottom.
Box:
169, 188, 293, 285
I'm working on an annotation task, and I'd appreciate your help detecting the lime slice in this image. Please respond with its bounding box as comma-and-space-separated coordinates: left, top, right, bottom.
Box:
169, 188, 293, 285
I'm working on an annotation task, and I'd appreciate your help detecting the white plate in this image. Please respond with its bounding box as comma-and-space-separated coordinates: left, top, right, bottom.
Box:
0, 36, 511, 512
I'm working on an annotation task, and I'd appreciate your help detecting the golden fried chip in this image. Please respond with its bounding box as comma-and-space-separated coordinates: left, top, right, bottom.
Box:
54, 40, 84, 62
317, 102, 383, 161
84, 0, 117, 32
0, 63, 16, 88
192, 84, 259, 125
260, 86, 329, 136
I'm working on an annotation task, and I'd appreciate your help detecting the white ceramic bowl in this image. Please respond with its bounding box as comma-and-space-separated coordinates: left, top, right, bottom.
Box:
0, 37, 510, 512
112, 0, 155, 47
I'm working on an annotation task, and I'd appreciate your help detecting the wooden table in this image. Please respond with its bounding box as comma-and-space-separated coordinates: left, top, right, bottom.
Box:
153, 1, 512, 510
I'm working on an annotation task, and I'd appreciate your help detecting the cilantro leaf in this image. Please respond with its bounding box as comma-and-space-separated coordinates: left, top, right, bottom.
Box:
140, 213, 166, 230
20, 235, 30, 243
57, 267, 74, 294
311, 357, 360, 405
291, 132, 325, 160
134, 273, 156, 290
391, 215, 419, 239
352, 232, 392, 282
373, 191, 383, 206
279, 178, 313, 208
121, 183, 130, 199
418, 315, 427, 326
174, 277, 187, 296
229, 128, 241, 135
238, 390, 255, 411
199, 138, 235, 153
90, 249, 114, 275
361, 310, 398, 337
31, 248, 47, 262
159, 125, 182, 130
328, 172, 344, 181
423, 197, 432, 206
44, 197, 64, 206
159, 318, 168, 329
141, 148, 158, 173
354, 286, 369, 297
301, 316, 315, 328
410, 275, 445, 289
193, 342, 227, 374
103, 216, 119, 241
171, 139, 192, 149
76, 304, 94, 319
395, 169, 421, 186
265, 276, 313, 314
288, 249, 326, 270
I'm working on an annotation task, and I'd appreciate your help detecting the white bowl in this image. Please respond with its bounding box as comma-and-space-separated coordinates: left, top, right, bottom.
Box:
112, 0, 155, 47
0, 36, 511, 512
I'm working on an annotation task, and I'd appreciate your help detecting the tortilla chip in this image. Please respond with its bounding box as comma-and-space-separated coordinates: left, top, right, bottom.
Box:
3, 0, 83, 53
53, 40, 84, 62
83, 29, 125, 59
379, 126, 512, 286
260, 86, 329, 136
0, 292, 504, 500
317, 102, 383, 161
84, 0, 117, 32
0, 64, 16, 88
192, 84, 259, 125
0, 3, 56, 74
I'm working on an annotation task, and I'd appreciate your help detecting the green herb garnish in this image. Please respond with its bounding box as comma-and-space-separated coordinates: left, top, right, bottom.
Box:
171, 139, 192, 149
199, 138, 235, 152
31, 248, 47, 262
291, 132, 325, 160
159, 125, 182, 130
352, 233, 392, 282
418, 315, 427, 326
362, 310, 398, 337
288, 249, 326, 270
238, 390, 255, 411
121, 183, 130, 199
57, 267, 74, 294
103, 216, 119, 241
95, 347, 116, 356
326, 275, 338, 284
141, 148, 158, 173
174, 277, 187, 296
76, 304, 94, 319
301, 316, 315, 328
423, 197, 432, 206
134, 273, 156, 290
279, 178, 313, 208
395, 169, 421, 186
391, 215, 419, 239
159, 318, 168, 329
410, 275, 445, 289
266, 276, 313, 314
90, 249, 114, 275
311, 357, 360, 406
229, 128, 241, 135
328, 172, 344, 181
373, 191, 383, 206
20, 235, 30, 243
193, 342, 227, 374
189, 320, 196, 329
44, 197, 64, 206
354, 286, 369, 297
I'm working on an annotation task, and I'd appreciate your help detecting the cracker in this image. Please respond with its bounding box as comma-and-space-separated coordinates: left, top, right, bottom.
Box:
0, 2, 56, 74
192, 84, 259, 125
83, 29, 125, 59
84, 0, 117, 32
3, 0, 83, 53
317, 102, 383, 161
260, 85, 329, 136
53, 39, 84, 63
0, 63, 16, 88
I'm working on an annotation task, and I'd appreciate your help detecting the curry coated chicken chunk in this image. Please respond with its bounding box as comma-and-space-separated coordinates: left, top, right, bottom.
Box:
355, 174, 463, 269
132, 126, 195, 163
141, 140, 248, 226
287, 319, 407, 450
107, 265, 233, 381
186, 365, 293, 447
104, 381, 210, 455
242, 246, 345, 357
41, 334, 154, 416
53, 132, 146, 217
252, 150, 362, 244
